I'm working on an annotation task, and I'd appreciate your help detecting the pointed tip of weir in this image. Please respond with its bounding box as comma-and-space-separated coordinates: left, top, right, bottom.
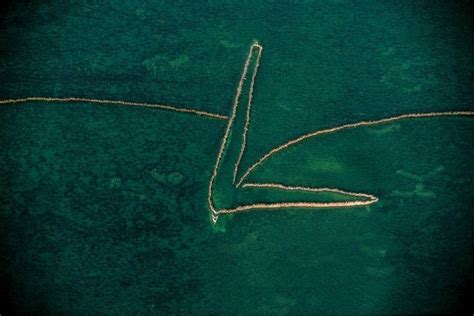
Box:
252, 40, 262, 47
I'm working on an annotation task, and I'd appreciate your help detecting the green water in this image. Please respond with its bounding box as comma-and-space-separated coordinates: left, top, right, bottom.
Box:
0, 1, 473, 314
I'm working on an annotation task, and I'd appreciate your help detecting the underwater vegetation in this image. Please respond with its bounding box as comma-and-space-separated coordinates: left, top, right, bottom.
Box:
0, 1, 473, 314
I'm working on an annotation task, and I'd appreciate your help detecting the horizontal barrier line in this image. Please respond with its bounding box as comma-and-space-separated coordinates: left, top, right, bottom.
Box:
0, 97, 229, 120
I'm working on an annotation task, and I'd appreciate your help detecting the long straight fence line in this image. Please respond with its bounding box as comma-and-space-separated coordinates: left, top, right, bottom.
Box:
0, 97, 229, 120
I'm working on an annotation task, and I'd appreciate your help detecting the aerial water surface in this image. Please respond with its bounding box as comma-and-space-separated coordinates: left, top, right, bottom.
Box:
0, 1, 472, 314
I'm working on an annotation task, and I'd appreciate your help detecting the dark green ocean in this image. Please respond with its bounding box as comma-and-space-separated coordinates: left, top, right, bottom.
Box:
0, 1, 473, 314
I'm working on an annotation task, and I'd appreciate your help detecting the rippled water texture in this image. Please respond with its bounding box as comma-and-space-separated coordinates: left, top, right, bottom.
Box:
0, 1, 473, 314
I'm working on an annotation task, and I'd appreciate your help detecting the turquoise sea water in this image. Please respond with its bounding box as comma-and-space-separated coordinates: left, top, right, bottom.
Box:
0, 1, 473, 314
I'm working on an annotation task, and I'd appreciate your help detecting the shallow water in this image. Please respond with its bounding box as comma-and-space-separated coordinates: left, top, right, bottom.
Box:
0, 1, 473, 314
